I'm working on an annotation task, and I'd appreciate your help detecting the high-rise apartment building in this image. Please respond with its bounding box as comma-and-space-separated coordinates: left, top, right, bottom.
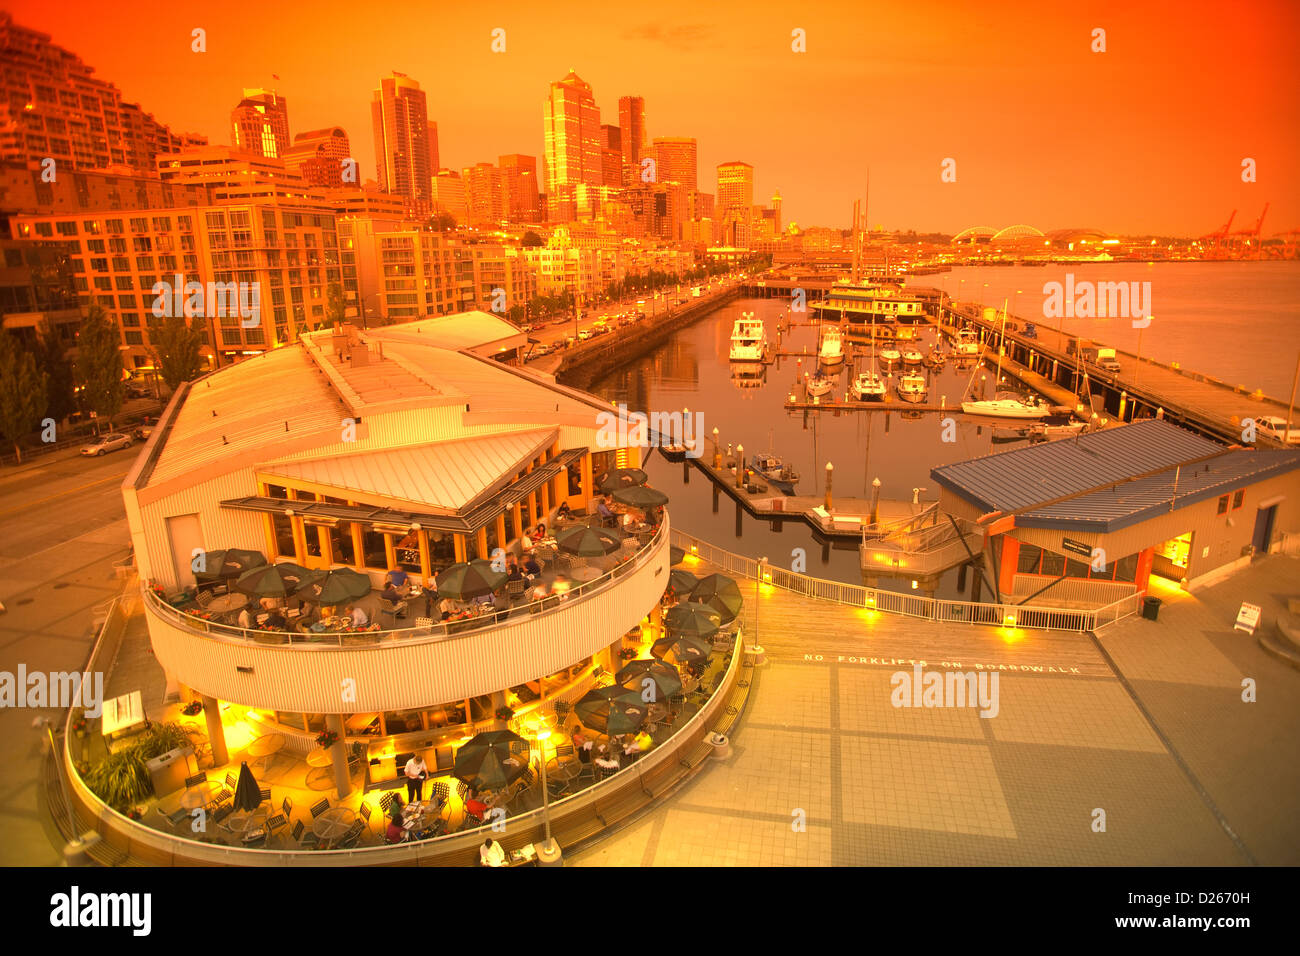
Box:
430, 170, 467, 220
618, 96, 647, 168
283, 128, 353, 188
0, 12, 204, 173
371, 73, 432, 217
340, 216, 461, 323
462, 163, 507, 225
499, 154, 540, 222
230, 89, 290, 159
717, 161, 754, 211
543, 72, 601, 218
427, 121, 441, 173
652, 137, 697, 190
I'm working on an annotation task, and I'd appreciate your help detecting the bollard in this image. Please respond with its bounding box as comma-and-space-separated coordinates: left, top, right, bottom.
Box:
824, 462, 834, 511
707, 732, 732, 760
870, 477, 882, 526
713, 426, 721, 468
1118, 390, 1127, 420
736, 444, 745, 487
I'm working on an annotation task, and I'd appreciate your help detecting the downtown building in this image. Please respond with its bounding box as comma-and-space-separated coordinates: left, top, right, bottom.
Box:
282, 128, 355, 188
542, 72, 602, 223
230, 90, 290, 159
372, 73, 433, 218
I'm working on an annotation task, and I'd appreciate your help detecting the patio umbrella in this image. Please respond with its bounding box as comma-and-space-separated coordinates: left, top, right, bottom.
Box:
670, 546, 686, 565
435, 559, 507, 600
689, 574, 744, 624
296, 567, 371, 606
611, 485, 669, 509
194, 548, 267, 583
616, 659, 683, 702
597, 467, 648, 493
453, 730, 529, 792
233, 562, 314, 599
668, 568, 698, 596
554, 525, 623, 557
651, 633, 712, 667
574, 686, 649, 736
664, 601, 722, 638
232, 761, 261, 812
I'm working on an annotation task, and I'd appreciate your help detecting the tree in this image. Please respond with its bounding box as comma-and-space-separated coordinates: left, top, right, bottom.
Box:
431, 212, 457, 232
521, 230, 544, 248
148, 314, 205, 391
74, 304, 124, 431
0, 333, 47, 462
34, 318, 75, 424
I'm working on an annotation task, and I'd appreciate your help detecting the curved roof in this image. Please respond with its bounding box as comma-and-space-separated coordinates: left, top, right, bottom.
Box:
952, 226, 997, 242
992, 224, 1045, 241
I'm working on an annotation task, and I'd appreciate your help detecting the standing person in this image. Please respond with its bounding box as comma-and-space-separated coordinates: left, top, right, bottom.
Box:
404, 753, 428, 803
480, 836, 507, 867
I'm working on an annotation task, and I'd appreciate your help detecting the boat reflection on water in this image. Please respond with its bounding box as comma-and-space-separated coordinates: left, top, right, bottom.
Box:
730, 361, 766, 390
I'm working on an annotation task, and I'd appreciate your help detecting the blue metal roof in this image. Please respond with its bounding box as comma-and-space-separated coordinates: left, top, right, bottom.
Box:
932, 420, 1300, 532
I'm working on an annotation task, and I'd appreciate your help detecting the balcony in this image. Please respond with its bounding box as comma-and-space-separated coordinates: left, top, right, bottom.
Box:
141, 520, 672, 714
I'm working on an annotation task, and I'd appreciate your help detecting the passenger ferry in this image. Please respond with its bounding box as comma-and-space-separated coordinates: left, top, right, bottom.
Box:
814, 282, 927, 328
729, 313, 767, 362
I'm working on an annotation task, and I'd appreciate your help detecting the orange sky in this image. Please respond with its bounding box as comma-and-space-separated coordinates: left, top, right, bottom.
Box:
9, 0, 1298, 235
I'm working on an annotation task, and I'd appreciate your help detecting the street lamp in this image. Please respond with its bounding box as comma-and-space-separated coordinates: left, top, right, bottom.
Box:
531, 724, 562, 866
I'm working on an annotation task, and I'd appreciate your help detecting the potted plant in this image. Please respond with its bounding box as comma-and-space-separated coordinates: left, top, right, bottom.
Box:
72, 717, 87, 738
315, 729, 339, 749
494, 706, 515, 722
619, 647, 639, 660
181, 701, 202, 717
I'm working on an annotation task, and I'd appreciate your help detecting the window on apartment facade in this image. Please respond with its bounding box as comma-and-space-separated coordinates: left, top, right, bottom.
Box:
1217, 495, 1229, 515
55, 221, 77, 236
1232, 490, 1244, 510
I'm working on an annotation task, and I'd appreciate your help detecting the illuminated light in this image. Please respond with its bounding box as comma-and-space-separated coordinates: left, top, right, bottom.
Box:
998, 627, 1025, 644
1003, 614, 1017, 626
911, 580, 919, 590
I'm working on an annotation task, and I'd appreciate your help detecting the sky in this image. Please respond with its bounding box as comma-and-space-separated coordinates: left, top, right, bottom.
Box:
8, 0, 1298, 235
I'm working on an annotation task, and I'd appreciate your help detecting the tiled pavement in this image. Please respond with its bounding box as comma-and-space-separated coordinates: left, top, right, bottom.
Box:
570, 556, 1300, 867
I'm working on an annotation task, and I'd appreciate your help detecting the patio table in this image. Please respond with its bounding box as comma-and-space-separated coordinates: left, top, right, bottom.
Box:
247, 732, 286, 773
305, 747, 335, 789
224, 808, 269, 840
548, 759, 584, 782
570, 566, 602, 583
206, 593, 248, 615
313, 807, 356, 846
180, 781, 218, 811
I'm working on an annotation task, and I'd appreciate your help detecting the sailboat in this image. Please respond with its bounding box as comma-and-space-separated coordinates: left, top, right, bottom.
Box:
960, 299, 1050, 418
806, 372, 834, 398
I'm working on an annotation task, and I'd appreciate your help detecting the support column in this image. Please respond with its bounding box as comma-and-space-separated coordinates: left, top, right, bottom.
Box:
476, 527, 489, 560
490, 690, 510, 730
290, 517, 308, 564
202, 695, 228, 768
384, 534, 397, 572
998, 537, 1019, 595
326, 714, 352, 799
580, 454, 594, 506
454, 534, 467, 563
418, 531, 432, 586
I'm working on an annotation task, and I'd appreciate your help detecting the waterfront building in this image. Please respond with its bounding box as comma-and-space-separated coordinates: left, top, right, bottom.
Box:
125, 316, 662, 798
283, 128, 354, 189
652, 137, 697, 191
230, 89, 290, 159
371, 73, 433, 218
932, 420, 1300, 599
543, 72, 602, 220
0, 12, 203, 173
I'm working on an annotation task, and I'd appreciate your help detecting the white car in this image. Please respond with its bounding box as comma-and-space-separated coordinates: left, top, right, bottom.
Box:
81, 433, 133, 456
1256, 416, 1300, 444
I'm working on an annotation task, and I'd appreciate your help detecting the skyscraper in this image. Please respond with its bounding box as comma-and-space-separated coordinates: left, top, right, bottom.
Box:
428, 121, 440, 172
282, 128, 353, 187
371, 73, 432, 217
771, 188, 782, 234
499, 154, 540, 222
462, 162, 507, 224
543, 71, 602, 220
600, 125, 622, 188
230, 89, 290, 158
717, 161, 754, 211
618, 96, 647, 169
653, 137, 697, 189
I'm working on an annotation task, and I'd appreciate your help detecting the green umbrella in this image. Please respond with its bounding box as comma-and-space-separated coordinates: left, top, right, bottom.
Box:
651, 633, 712, 667
664, 601, 722, 638
574, 686, 649, 735
296, 567, 371, 606
670, 546, 686, 565
668, 568, 698, 596
689, 574, 744, 624
194, 548, 267, 583
234, 562, 314, 598
554, 525, 623, 557
454, 730, 528, 792
435, 559, 507, 600
616, 659, 683, 702
611, 485, 669, 509
597, 467, 648, 493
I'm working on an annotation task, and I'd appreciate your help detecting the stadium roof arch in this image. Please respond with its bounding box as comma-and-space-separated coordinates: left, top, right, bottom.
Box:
991, 224, 1046, 241
951, 225, 998, 243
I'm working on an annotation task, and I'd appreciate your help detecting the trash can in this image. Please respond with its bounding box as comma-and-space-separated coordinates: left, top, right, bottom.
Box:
146, 746, 193, 798
1142, 596, 1162, 621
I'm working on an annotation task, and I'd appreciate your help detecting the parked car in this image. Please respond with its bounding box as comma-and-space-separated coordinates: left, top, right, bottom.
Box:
81, 433, 133, 456
577, 329, 593, 341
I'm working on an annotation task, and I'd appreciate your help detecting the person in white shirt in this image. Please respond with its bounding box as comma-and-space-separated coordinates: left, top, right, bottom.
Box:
347, 604, 368, 627
480, 837, 506, 867
237, 606, 252, 629
404, 754, 428, 802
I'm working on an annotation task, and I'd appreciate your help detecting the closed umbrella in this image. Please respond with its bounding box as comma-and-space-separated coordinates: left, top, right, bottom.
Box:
194, 548, 267, 583
234, 562, 314, 599
296, 567, 371, 606
616, 659, 683, 702
664, 601, 722, 638
690, 574, 744, 624
670, 546, 687, 566
454, 730, 528, 792
232, 761, 261, 812
435, 560, 507, 601
574, 686, 649, 736
651, 633, 712, 667
554, 525, 623, 557
611, 485, 669, 509
668, 568, 698, 596
597, 467, 648, 493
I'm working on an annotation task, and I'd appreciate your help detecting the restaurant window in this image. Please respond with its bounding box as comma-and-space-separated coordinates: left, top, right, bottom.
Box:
485, 521, 500, 558
1232, 490, 1244, 510
503, 505, 518, 544
324, 524, 354, 564
1016, 543, 1042, 575
590, 451, 616, 486
271, 513, 295, 559
274, 712, 309, 732
1065, 558, 1090, 579
294, 490, 318, 502
567, 463, 582, 496
266, 484, 288, 499
1039, 550, 1066, 577
1217, 495, 1229, 515
395, 530, 421, 573
361, 528, 388, 570
425, 700, 466, 730
427, 532, 456, 574
383, 709, 425, 735
1114, 553, 1139, 583
303, 713, 327, 734
469, 695, 495, 723
304, 526, 323, 558
1088, 558, 1115, 581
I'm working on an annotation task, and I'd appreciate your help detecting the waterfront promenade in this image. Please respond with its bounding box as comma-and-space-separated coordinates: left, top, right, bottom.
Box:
572, 552, 1300, 866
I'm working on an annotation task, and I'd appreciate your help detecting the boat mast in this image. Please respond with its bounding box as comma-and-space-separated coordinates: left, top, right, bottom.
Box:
996, 298, 1008, 387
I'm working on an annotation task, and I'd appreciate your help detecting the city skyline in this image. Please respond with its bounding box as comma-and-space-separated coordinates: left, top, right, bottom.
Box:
4, 0, 1296, 235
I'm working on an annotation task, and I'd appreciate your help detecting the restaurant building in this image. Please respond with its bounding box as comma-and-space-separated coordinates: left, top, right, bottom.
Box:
124, 314, 663, 796
931, 420, 1300, 603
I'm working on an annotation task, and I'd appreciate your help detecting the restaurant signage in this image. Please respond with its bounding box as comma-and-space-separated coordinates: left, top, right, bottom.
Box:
1061, 537, 1093, 558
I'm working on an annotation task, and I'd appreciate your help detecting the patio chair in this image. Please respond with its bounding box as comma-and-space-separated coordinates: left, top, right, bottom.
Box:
506, 579, 527, 603
547, 777, 571, 800
224, 771, 238, 791
337, 820, 365, 849
156, 805, 190, 831
379, 792, 397, 816
359, 802, 375, 833
184, 771, 207, 789
378, 597, 408, 624
430, 780, 450, 809
280, 795, 294, 821
212, 803, 234, 824
195, 589, 214, 609
309, 798, 330, 819
553, 744, 574, 760
290, 819, 318, 849
209, 786, 232, 808
258, 786, 272, 805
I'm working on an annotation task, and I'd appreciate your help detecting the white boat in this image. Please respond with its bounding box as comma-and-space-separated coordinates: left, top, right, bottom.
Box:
750, 452, 800, 493
878, 346, 901, 367
922, 345, 947, 369
806, 374, 834, 398
897, 371, 927, 403
1034, 421, 1087, 440
961, 397, 1051, 419
850, 369, 887, 401
729, 312, 767, 362
818, 326, 844, 366
954, 329, 980, 356
902, 347, 923, 365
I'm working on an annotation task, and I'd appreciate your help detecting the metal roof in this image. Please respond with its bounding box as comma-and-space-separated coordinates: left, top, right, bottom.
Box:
260, 429, 557, 512
368, 310, 527, 355
932, 420, 1300, 532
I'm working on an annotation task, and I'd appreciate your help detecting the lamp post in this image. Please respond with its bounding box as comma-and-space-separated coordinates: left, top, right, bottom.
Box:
37, 717, 91, 865
532, 726, 562, 866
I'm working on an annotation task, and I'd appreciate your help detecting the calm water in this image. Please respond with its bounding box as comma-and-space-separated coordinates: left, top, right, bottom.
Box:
589, 263, 1300, 590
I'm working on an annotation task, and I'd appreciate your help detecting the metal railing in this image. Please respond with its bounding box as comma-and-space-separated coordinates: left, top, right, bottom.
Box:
673, 529, 1125, 633
143, 520, 668, 650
